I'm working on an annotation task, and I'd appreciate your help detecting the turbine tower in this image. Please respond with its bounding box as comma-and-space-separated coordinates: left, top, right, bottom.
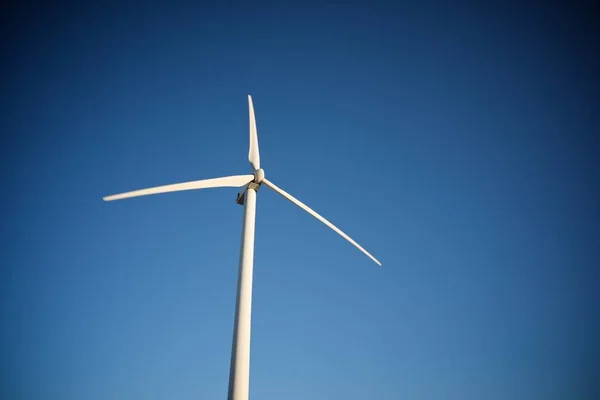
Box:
103, 95, 381, 400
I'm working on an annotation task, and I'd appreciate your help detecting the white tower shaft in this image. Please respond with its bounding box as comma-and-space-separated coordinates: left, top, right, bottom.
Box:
227, 187, 257, 400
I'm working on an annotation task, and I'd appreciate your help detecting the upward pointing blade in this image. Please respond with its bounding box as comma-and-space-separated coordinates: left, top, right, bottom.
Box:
262, 178, 382, 266
248, 95, 260, 170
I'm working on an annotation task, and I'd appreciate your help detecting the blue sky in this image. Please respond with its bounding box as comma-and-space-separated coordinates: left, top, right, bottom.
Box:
2, 3, 598, 399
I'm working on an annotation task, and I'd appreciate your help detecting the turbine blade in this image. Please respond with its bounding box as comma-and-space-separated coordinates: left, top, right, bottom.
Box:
103, 174, 255, 202
262, 178, 382, 266
248, 95, 260, 170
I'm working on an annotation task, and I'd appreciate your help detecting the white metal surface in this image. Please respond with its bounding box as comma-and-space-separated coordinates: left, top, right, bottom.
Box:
248, 95, 260, 170
103, 174, 254, 202
227, 187, 257, 400
262, 178, 382, 266
253, 168, 265, 184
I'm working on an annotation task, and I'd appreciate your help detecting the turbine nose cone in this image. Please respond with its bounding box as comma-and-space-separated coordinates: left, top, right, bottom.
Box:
254, 168, 265, 183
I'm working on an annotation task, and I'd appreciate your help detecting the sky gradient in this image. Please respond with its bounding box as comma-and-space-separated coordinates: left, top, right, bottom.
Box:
2, 2, 599, 399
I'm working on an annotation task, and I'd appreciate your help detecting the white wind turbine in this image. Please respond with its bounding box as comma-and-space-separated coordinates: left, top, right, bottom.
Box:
103, 95, 381, 400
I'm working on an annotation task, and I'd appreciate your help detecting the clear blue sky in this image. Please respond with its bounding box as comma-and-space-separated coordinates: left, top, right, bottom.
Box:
2, 3, 598, 399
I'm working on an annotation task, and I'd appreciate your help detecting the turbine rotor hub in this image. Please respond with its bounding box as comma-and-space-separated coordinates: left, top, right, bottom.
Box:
253, 168, 265, 184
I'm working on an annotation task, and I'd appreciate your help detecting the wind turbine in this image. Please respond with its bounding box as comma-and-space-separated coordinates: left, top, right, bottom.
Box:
103, 95, 381, 400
